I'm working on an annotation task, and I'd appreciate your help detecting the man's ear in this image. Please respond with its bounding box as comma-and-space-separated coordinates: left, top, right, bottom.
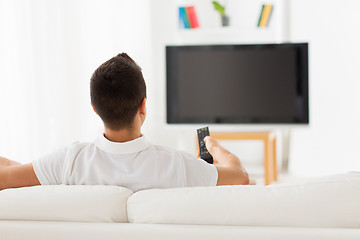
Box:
139, 98, 146, 116
91, 102, 98, 115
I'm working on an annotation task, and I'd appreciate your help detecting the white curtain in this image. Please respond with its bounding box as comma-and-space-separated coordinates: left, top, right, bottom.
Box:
0, 0, 152, 162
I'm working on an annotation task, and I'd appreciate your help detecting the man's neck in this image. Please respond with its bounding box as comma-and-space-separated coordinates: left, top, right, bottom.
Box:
103, 127, 141, 143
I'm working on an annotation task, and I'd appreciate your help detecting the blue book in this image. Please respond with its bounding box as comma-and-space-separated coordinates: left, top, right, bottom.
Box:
179, 7, 190, 29
179, 7, 185, 28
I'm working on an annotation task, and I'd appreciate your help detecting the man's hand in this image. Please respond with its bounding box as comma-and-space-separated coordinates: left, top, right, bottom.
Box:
203, 136, 220, 164
197, 137, 219, 164
204, 136, 249, 186
203, 136, 218, 151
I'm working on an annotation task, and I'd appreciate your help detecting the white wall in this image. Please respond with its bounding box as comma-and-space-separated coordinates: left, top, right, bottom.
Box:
289, 0, 360, 175
0, 0, 152, 162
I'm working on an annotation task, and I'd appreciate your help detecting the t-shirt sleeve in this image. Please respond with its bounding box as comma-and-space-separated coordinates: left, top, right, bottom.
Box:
32, 147, 67, 185
182, 152, 218, 187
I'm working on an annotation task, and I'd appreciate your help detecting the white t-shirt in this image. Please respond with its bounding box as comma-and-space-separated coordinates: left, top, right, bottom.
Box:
33, 134, 218, 192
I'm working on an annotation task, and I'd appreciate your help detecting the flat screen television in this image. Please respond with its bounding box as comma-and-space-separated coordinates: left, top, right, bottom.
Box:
166, 43, 309, 124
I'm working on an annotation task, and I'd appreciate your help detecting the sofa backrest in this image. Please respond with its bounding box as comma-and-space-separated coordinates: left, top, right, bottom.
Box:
0, 185, 132, 223
127, 172, 360, 228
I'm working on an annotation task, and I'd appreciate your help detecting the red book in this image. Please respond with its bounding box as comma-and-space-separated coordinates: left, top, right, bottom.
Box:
186, 6, 199, 28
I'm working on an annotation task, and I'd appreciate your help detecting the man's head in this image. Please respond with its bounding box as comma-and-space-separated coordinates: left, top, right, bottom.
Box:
90, 53, 146, 130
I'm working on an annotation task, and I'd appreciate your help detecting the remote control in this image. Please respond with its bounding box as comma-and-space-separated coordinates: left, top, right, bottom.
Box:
197, 127, 213, 164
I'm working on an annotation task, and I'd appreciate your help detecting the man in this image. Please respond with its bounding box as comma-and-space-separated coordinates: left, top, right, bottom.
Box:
0, 53, 249, 191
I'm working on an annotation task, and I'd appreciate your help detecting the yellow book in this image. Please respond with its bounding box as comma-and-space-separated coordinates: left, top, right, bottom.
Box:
259, 5, 273, 28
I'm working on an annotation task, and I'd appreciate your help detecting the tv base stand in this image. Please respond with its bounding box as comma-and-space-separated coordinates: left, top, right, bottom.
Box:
211, 132, 277, 185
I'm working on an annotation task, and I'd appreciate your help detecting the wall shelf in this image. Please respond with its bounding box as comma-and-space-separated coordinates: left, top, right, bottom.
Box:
175, 27, 282, 45
172, 0, 288, 45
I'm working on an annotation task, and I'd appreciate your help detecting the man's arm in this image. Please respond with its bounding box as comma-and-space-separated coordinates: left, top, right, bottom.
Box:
0, 163, 41, 190
204, 136, 249, 185
0, 156, 21, 166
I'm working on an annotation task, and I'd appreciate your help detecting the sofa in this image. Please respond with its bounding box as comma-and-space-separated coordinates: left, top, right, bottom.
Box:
1, 172, 359, 240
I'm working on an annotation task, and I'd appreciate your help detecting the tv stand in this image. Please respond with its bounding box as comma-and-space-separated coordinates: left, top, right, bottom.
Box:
211, 131, 277, 185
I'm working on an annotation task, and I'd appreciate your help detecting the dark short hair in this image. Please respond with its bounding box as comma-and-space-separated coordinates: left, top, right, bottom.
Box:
90, 53, 146, 130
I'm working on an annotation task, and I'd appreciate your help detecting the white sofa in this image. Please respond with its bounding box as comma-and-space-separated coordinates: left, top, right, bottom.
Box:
1, 172, 360, 240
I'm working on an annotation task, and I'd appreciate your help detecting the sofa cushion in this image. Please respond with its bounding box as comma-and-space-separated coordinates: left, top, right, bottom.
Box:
127, 172, 360, 228
0, 185, 133, 222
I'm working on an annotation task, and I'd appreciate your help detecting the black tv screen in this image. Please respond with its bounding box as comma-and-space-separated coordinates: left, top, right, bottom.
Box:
166, 43, 309, 124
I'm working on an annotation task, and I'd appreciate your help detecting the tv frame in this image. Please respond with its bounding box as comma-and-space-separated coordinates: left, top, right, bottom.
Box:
166, 43, 309, 125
